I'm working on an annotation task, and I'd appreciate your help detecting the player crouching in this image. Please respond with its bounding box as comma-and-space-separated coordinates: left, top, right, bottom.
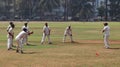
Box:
15, 28, 33, 54
63, 26, 74, 43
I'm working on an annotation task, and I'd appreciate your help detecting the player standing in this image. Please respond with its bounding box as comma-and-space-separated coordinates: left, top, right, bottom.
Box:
102, 23, 110, 49
15, 28, 33, 53
41, 23, 52, 44
7, 21, 14, 32
7, 23, 15, 50
63, 26, 73, 43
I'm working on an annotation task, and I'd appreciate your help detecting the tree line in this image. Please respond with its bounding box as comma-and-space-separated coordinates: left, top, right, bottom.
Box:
0, 0, 120, 21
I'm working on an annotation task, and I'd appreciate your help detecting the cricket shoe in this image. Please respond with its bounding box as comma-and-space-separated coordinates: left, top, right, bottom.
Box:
49, 42, 52, 44
20, 50, 24, 54
16, 50, 19, 53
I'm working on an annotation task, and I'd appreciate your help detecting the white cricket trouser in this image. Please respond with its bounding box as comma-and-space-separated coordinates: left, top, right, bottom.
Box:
7, 37, 13, 49
16, 39, 23, 51
104, 34, 110, 48
63, 34, 73, 42
41, 34, 51, 43
22, 35, 28, 44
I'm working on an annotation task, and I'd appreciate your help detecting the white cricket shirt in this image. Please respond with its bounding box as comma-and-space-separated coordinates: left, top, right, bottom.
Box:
64, 27, 72, 35
43, 26, 50, 35
103, 26, 110, 35
15, 31, 27, 40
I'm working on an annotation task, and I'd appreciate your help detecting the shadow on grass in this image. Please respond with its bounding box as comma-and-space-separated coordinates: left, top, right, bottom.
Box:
108, 48, 120, 50
25, 44, 37, 46
22, 51, 42, 54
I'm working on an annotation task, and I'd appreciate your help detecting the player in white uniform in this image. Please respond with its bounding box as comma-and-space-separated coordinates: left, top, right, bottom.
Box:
7, 24, 15, 50
22, 23, 29, 45
15, 28, 33, 53
102, 23, 110, 49
7, 21, 14, 32
63, 26, 73, 43
41, 23, 52, 44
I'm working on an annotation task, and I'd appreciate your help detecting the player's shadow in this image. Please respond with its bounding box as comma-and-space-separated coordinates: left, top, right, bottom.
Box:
108, 48, 120, 50
25, 44, 37, 46
60, 41, 81, 46
22, 51, 42, 54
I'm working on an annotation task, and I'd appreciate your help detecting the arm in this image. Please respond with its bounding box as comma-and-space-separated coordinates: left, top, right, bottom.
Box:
8, 32, 14, 37
7, 26, 10, 32
102, 26, 106, 33
8, 28, 14, 39
43, 26, 46, 35
28, 31, 33, 35
102, 30, 105, 33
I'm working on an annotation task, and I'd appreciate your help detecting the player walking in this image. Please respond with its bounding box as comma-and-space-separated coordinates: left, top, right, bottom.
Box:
63, 26, 73, 43
41, 23, 52, 44
102, 23, 110, 49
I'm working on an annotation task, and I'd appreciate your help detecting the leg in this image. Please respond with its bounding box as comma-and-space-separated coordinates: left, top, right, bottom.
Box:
70, 34, 73, 42
41, 34, 46, 44
63, 35, 67, 42
16, 40, 20, 52
104, 35, 110, 48
47, 35, 52, 44
20, 40, 24, 53
7, 37, 12, 50
22, 35, 28, 45
7, 38, 10, 50
25, 35, 29, 45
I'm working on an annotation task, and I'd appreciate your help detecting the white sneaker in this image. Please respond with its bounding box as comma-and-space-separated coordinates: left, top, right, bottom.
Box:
106, 47, 110, 49
104, 46, 110, 49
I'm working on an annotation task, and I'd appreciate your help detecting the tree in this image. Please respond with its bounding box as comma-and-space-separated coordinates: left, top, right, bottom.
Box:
109, 0, 120, 21
97, 6, 106, 21
71, 0, 94, 21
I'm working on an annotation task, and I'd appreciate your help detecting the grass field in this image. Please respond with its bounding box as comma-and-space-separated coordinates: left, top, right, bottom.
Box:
0, 21, 120, 67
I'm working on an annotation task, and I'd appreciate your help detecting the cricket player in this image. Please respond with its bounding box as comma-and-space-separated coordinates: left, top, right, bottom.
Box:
7, 21, 14, 32
102, 23, 110, 49
7, 24, 15, 50
15, 28, 33, 53
63, 26, 73, 43
41, 23, 52, 44
21, 22, 29, 45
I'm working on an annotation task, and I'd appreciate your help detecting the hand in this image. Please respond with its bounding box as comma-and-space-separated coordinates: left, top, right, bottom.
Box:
28, 31, 34, 35
30, 31, 34, 34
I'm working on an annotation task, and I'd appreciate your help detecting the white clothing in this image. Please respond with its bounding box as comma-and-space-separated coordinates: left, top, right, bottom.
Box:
103, 26, 110, 48
104, 35, 110, 48
15, 31, 27, 40
103, 26, 110, 35
63, 27, 73, 42
7, 27, 14, 38
64, 27, 72, 35
7, 25, 11, 32
43, 26, 50, 35
7, 27, 14, 49
22, 26, 29, 44
22, 26, 29, 32
41, 26, 51, 44
41, 33, 51, 44
15, 31, 27, 51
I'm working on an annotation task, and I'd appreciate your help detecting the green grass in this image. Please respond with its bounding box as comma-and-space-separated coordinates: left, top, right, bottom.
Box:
0, 21, 120, 67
